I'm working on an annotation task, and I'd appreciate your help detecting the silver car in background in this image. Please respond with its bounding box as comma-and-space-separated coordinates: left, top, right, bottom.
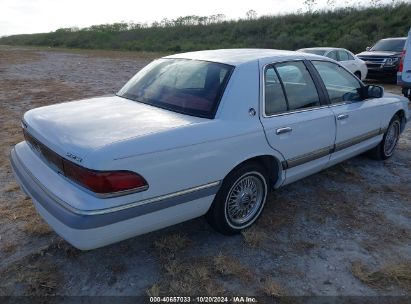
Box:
297, 47, 368, 80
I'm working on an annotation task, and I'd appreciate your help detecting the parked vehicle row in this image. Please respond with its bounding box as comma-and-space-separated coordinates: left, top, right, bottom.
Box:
297, 47, 368, 80
11, 49, 410, 249
298, 36, 409, 84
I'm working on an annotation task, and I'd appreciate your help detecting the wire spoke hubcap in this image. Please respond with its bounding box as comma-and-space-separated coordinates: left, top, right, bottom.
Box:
226, 174, 264, 225
384, 121, 400, 156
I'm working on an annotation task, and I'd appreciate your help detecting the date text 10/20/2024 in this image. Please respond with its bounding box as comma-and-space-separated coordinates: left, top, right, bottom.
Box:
149, 296, 258, 303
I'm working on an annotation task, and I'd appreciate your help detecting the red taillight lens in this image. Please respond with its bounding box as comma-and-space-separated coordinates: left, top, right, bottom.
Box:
62, 159, 148, 195
399, 49, 406, 72
23, 128, 148, 196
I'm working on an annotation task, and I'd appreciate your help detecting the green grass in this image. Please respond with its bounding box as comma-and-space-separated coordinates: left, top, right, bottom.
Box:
1, 3, 410, 54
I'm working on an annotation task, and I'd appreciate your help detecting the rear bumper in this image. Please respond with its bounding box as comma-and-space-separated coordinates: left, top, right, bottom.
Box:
10, 146, 217, 250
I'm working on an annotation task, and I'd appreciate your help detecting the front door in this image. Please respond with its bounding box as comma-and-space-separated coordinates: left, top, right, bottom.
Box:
310, 60, 383, 166
260, 60, 336, 185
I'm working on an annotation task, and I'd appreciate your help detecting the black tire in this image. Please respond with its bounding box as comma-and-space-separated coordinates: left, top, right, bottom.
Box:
368, 115, 401, 160
354, 71, 361, 80
206, 161, 269, 235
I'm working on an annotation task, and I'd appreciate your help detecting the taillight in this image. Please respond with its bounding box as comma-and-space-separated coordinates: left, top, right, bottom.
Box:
399, 49, 406, 72
23, 128, 148, 196
62, 158, 148, 195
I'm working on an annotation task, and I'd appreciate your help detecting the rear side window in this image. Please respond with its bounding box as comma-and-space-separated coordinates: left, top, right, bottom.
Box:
312, 61, 362, 103
275, 61, 321, 111
264, 67, 288, 115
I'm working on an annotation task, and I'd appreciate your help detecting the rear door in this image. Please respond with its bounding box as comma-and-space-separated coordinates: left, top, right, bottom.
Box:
260, 60, 336, 185
310, 60, 383, 166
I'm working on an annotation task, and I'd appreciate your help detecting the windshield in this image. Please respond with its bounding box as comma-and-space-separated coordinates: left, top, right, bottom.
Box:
299, 49, 327, 56
118, 58, 234, 119
370, 39, 406, 52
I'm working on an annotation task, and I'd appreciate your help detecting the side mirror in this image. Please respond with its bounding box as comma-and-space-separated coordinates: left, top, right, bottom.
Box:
364, 85, 384, 99
366, 46, 371, 51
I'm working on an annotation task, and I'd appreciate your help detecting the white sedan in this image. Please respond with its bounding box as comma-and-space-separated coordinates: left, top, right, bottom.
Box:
11, 49, 409, 250
297, 47, 368, 80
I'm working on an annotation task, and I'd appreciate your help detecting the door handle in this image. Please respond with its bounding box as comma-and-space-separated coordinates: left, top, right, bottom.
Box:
276, 127, 293, 135
337, 114, 349, 120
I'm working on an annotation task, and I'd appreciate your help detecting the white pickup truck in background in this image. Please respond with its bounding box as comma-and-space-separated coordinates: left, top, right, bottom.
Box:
398, 27, 411, 99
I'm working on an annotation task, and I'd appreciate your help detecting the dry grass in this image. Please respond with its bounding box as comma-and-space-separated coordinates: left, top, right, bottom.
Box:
21, 214, 53, 237
322, 163, 363, 183
241, 226, 267, 248
261, 278, 284, 297
0, 256, 60, 296
290, 241, 317, 253
0, 198, 34, 221
0, 197, 52, 236
352, 261, 411, 291
366, 183, 411, 199
152, 234, 226, 295
3, 182, 20, 193
146, 283, 161, 297
213, 252, 254, 282
109, 263, 127, 274
1, 242, 17, 255
154, 233, 192, 256
0, 47, 41, 65
162, 257, 225, 295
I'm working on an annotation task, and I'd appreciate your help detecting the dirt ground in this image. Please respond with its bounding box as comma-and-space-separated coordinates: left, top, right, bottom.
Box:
0, 45, 410, 298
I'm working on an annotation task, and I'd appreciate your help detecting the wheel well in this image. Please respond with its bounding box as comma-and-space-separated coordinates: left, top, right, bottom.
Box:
394, 110, 406, 132
231, 155, 281, 189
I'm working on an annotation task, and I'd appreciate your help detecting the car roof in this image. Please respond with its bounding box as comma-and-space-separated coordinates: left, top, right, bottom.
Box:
164, 48, 324, 66
379, 37, 407, 40
298, 47, 342, 51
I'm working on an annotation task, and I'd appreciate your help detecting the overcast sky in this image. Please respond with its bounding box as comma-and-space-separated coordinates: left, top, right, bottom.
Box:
0, 0, 399, 37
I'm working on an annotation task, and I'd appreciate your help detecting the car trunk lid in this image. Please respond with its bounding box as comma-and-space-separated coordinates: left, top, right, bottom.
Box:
23, 95, 206, 164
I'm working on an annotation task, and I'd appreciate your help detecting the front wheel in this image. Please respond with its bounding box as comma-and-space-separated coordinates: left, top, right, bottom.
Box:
206, 162, 268, 235
368, 115, 401, 160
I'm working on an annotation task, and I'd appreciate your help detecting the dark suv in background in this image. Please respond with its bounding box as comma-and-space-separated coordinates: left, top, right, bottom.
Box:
357, 37, 406, 81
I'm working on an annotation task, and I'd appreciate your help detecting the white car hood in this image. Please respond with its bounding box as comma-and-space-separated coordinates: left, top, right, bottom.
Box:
23, 95, 205, 163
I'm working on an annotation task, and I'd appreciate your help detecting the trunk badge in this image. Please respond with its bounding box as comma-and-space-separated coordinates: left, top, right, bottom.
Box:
66, 152, 83, 163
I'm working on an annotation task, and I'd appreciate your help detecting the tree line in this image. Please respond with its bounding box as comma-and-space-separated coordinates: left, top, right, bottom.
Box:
0, 2, 410, 54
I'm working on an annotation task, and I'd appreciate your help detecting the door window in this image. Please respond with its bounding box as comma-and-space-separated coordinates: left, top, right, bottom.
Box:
312, 61, 362, 104
275, 61, 321, 111
327, 51, 338, 61
264, 67, 288, 115
338, 51, 350, 61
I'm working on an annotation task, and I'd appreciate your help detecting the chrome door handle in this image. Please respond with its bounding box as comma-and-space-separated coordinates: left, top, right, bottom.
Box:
276, 127, 293, 135
337, 114, 349, 120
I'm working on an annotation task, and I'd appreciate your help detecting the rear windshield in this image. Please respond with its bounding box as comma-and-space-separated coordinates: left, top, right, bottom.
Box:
370, 39, 406, 52
299, 49, 327, 56
118, 58, 234, 119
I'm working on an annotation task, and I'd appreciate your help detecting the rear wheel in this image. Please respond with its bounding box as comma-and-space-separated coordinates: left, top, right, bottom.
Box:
368, 115, 401, 160
206, 162, 268, 234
